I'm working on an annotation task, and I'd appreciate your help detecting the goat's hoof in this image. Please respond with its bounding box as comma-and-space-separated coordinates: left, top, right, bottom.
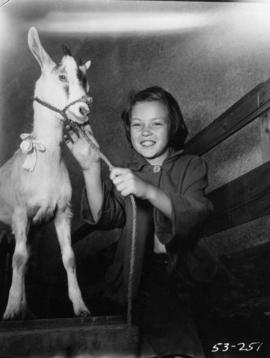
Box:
3, 305, 34, 321
3, 304, 22, 320
77, 308, 91, 318
3, 310, 20, 320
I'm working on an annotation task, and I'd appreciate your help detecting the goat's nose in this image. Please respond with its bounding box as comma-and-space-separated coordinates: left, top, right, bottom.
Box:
79, 105, 90, 116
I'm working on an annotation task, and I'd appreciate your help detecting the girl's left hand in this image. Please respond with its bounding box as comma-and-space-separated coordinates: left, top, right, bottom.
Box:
110, 167, 150, 199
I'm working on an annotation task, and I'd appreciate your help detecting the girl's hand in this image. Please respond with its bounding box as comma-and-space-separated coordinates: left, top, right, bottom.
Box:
110, 167, 151, 199
64, 123, 100, 171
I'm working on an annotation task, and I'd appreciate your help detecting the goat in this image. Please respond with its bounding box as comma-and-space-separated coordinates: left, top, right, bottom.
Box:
0, 27, 91, 319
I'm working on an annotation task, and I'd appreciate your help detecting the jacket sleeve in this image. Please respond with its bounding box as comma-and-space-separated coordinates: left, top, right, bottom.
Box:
81, 179, 126, 230
154, 156, 213, 246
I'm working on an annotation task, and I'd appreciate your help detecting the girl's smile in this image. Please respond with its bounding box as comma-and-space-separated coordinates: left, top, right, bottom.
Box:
140, 140, 156, 147
130, 101, 170, 166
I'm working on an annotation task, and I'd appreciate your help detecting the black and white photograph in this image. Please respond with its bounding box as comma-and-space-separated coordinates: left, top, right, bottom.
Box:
1, 0, 270, 357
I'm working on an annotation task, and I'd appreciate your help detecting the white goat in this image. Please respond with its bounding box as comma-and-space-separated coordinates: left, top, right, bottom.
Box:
0, 27, 92, 319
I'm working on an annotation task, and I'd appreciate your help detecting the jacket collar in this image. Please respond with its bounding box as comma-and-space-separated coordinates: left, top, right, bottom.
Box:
126, 148, 184, 171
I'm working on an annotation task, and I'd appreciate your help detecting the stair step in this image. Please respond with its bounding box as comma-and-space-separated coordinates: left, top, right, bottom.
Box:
0, 316, 139, 357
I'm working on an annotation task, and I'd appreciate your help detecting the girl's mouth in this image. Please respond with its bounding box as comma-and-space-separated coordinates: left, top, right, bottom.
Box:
140, 140, 156, 147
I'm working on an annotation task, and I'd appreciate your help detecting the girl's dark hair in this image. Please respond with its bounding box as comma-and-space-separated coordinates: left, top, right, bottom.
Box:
121, 86, 188, 151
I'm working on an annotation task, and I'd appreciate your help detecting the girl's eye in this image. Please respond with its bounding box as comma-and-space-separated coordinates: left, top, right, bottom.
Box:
153, 122, 163, 126
59, 74, 67, 82
131, 123, 141, 127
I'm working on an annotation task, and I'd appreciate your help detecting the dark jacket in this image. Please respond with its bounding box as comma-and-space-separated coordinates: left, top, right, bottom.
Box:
82, 150, 214, 304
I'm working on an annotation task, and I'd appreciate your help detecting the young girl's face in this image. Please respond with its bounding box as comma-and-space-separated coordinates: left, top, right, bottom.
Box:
130, 100, 170, 165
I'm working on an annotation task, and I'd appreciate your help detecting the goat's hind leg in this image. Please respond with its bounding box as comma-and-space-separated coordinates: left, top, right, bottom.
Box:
54, 207, 90, 317
3, 208, 29, 319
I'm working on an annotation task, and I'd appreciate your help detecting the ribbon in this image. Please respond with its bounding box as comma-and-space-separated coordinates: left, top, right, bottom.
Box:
20, 133, 46, 171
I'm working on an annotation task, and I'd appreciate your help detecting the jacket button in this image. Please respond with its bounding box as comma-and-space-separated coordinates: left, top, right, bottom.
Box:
153, 165, 161, 173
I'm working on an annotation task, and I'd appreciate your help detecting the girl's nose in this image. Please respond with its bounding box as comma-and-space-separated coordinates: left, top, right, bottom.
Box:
142, 125, 152, 136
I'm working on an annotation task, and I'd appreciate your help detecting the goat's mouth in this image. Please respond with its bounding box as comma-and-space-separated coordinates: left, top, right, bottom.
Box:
66, 112, 89, 124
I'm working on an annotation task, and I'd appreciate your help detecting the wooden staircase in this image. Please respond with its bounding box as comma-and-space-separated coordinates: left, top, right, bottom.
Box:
0, 316, 139, 358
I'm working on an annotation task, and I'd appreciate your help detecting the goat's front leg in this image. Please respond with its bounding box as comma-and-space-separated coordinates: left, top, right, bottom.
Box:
54, 207, 90, 317
3, 208, 29, 319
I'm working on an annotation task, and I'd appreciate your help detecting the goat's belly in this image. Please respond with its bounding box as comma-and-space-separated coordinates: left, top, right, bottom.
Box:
21, 170, 71, 218
30, 178, 70, 201
22, 159, 71, 200
26, 185, 71, 223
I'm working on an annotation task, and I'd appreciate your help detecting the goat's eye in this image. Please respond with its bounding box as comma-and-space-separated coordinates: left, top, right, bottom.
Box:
59, 74, 67, 82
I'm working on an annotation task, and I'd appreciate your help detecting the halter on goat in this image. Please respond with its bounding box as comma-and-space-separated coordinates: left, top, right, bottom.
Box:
0, 27, 91, 319
33, 95, 93, 124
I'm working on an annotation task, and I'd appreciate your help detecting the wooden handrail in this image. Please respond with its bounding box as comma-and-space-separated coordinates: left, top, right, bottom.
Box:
203, 160, 270, 236
184, 78, 270, 156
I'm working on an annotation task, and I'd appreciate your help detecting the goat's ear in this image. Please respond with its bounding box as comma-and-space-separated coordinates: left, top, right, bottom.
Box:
79, 60, 91, 74
28, 27, 55, 70
84, 60, 91, 71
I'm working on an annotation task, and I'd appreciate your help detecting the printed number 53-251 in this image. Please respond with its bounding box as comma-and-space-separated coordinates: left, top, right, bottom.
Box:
211, 342, 263, 352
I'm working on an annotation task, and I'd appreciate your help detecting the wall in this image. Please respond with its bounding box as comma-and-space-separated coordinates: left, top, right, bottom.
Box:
1, 1, 270, 299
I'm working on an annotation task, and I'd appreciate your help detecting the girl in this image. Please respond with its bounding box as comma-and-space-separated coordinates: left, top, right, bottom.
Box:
65, 86, 214, 358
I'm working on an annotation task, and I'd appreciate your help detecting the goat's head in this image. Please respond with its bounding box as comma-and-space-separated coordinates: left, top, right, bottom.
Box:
28, 27, 91, 125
